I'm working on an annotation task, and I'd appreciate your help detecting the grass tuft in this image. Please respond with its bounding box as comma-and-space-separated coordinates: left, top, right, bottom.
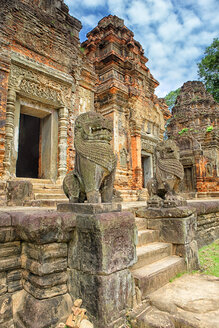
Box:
198, 239, 219, 277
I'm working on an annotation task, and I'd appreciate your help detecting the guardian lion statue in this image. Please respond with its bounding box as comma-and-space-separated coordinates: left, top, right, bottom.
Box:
63, 111, 117, 203
147, 140, 186, 207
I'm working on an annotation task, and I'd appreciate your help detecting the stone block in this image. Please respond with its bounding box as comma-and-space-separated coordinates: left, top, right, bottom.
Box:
11, 211, 76, 244
15, 291, 72, 328
23, 242, 67, 262
0, 256, 21, 272
68, 268, 134, 328
7, 270, 22, 293
23, 280, 67, 299
0, 212, 11, 227
57, 202, 122, 214
6, 180, 33, 206
0, 294, 13, 326
68, 211, 136, 274
0, 227, 17, 243
136, 206, 195, 219
0, 241, 21, 258
22, 270, 68, 288
0, 272, 7, 296
175, 240, 200, 271
147, 214, 197, 244
21, 256, 67, 276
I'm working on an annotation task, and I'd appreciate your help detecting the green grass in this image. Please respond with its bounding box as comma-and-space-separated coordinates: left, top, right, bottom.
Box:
169, 271, 187, 282
198, 239, 219, 277
169, 240, 219, 282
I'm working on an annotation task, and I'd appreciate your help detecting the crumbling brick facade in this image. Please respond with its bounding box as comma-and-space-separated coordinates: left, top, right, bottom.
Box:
0, 4, 169, 203
82, 15, 167, 200
0, 0, 95, 182
167, 81, 219, 196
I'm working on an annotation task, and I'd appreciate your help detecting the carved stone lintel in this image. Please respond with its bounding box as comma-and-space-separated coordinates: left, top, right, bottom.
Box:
3, 89, 16, 178
58, 107, 69, 179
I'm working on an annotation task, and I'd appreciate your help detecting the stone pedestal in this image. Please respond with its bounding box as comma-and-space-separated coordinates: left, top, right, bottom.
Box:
136, 206, 200, 271
61, 204, 137, 328
10, 210, 76, 328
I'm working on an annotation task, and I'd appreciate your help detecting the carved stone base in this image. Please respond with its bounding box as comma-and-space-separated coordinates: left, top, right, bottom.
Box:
57, 202, 122, 214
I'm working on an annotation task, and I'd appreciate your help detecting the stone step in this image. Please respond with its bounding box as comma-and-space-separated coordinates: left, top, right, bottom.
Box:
131, 256, 185, 298
32, 184, 63, 191
15, 178, 53, 184
137, 230, 159, 246
132, 242, 172, 270
33, 188, 64, 194
135, 217, 147, 231
34, 193, 67, 200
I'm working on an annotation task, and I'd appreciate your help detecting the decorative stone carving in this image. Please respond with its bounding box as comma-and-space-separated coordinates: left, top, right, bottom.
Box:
147, 140, 186, 207
58, 107, 69, 179
120, 148, 128, 167
3, 89, 16, 178
63, 112, 117, 203
9, 63, 73, 108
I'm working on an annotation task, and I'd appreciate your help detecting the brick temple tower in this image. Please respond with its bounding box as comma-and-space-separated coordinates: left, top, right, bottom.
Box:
82, 15, 169, 200
167, 81, 219, 196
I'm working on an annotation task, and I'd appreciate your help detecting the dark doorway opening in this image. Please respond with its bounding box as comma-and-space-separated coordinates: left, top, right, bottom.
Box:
183, 167, 194, 192
16, 114, 40, 178
142, 156, 151, 188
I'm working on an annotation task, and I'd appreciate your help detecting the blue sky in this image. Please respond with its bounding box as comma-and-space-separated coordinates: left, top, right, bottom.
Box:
65, 0, 219, 98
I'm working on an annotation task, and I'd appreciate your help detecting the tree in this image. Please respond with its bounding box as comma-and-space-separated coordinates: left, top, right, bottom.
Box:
197, 38, 219, 102
164, 88, 180, 111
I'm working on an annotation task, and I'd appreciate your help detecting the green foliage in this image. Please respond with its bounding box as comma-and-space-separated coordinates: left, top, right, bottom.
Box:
206, 125, 213, 132
169, 271, 186, 282
197, 38, 219, 102
164, 88, 180, 110
199, 240, 219, 277
80, 47, 85, 53
178, 128, 188, 135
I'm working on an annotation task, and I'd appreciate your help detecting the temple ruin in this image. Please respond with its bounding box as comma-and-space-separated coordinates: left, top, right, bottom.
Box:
0, 0, 170, 205
167, 81, 219, 197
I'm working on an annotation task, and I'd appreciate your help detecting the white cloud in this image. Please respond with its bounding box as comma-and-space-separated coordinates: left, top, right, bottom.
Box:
126, 1, 151, 26
81, 14, 100, 27
65, 0, 219, 97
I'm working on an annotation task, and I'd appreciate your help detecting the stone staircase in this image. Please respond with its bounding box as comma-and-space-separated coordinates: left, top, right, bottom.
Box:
25, 178, 68, 207
130, 216, 185, 306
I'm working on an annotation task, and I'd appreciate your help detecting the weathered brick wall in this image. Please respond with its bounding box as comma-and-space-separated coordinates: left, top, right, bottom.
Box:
0, 0, 96, 179
0, 207, 136, 328
188, 201, 219, 248
0, 210, 76, 327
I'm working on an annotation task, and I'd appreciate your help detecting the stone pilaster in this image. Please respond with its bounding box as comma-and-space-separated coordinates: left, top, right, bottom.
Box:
58, 107, 69, 179
0, 211, 21, 328
10, 210, 76, 328
3, 89, 16, 178
66, 205, 137, 328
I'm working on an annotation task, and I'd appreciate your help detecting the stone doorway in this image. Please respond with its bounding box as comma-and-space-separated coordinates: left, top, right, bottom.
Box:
11, 98, 59, 181
142, 155, 152, 187
16, 114, 40, 178
183, 167, 194, 192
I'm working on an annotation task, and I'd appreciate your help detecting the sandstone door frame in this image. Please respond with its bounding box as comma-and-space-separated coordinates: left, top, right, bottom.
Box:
11, 97, 59, 180
3, 53, 73, 181
141, 151, 153, 187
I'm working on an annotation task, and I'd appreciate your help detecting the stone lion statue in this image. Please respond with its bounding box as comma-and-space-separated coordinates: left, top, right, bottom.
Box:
147, 140, 186, 207
63, 111, 117, 203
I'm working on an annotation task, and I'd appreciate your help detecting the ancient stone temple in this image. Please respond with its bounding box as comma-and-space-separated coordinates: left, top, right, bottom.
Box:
0, 0, 95, 205
167, 81, 219, 197
0, 1, 168, 205
82, 15, 169, 201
